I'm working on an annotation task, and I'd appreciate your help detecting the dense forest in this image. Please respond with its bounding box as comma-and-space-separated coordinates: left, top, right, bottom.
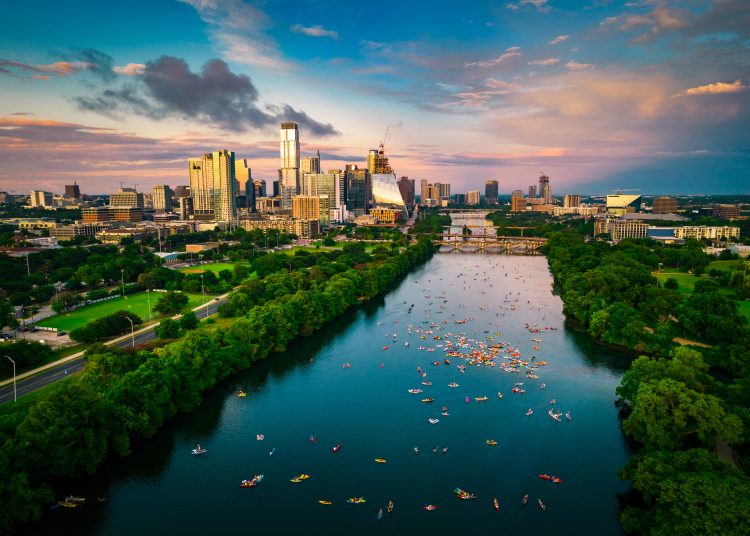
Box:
0, 236, 435, 532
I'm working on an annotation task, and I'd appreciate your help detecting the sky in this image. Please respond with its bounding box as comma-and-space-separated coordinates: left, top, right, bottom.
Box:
0, 0, 748, 195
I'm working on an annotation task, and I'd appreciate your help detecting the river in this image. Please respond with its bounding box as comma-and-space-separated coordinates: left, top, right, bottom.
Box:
35, 220, 631, 535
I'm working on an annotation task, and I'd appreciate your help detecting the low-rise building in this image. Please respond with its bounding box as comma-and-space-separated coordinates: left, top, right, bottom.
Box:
552, 205, 601, 217
510, 197, 527, 212
594, 217, 649, 241
51, 223, 110, 241
240, 215, 319, 239
673, 226, 740, 241
370, 207, 402, 225
96, 227, 157, 244
185, 242, 220, 253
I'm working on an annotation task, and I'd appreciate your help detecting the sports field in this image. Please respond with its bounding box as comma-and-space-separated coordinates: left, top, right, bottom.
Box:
37, 292, 209, 332
653, 271, 702, 294
178, 262, 244, 275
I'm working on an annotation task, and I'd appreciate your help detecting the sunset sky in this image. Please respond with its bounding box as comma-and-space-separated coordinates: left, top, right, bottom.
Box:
0, 0, 748, 195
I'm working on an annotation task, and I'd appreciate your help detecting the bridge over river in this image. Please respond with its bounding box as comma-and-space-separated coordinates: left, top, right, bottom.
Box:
434, 232, 547, 254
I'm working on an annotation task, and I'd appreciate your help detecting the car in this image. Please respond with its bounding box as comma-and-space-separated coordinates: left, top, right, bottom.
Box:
56, 331, 67, 337
0, 333, 13, 340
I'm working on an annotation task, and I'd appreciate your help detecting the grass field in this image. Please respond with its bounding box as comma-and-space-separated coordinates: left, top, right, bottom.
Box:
37, 292, 209, 332
654, 271, 703, 294
739, 300, 750, 322
178, 262, 245, 275
708, 260, 742, 272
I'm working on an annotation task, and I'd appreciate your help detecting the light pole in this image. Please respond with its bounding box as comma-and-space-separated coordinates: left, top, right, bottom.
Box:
146, 288, 152, 322
5, 356, 16, 403
125, 316, 134, 347
121, 269, 126, 300
200, 274, 207, 318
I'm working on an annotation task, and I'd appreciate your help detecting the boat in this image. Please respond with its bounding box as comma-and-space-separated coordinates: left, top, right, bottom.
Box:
58, 500, 79, 508
347, 497, 366, 504
332, 444, 342, 453
237, 390, 247, 397
240, 474, 263, 488
191, 447, 207, 455
378, 508, 383, 520
290, 474, 311, 483
444, 359, 451, 365
422, 381, 432, 386
475, 396, 489, 401
374, 459, 387, 463
309, 436, 317, 443
269, 447, 276, 456
407, 389, 423, 394
486, 439, 497, 446
552, 476, 563, 484
548, 409, 561, 422
421, 398, 434, 403
539, 474, 552, 481
318, 500, 332, 505
428, 418, 440, 425
522, 494, 529, 506
64, 496, 86, 503
423, 504, 438, 511
497, 392, 503, 399
387, 500, 394, 513
493, 497, 500, 512
256, 434, 265, 441
565, 411, 571, 421
465, 396, 470, 403
454, 488, 477, 500
413, 447, 420, 454
538, 498, 547, 511
448, 382, 459, 388
526, 409, 534, 416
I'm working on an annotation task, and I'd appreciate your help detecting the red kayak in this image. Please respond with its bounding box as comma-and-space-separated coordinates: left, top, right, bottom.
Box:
332, 444, 342, 453
538, 474, 552, 481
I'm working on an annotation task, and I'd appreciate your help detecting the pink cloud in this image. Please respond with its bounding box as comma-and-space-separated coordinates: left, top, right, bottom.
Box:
465, 46, 522, 68
549, 35, 569, 45
672, 79, 746, 97
113, 63, 146, 76
529, 57, 560, 66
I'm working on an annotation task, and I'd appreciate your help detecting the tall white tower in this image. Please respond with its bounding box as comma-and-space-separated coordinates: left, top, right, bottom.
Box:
279, 122, 300, 209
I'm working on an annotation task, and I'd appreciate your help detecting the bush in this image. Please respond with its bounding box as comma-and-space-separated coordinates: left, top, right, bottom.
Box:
69, 311, 142, 343
154, 291, 189, 315
664, 278, 679, 290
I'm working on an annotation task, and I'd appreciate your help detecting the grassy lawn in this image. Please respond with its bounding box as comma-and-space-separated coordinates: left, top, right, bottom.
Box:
179, 262, 246, 275
708, 260, 743, 272
37, 292, 209, 332
738, 300, 750, 322
654, 271, 702, 294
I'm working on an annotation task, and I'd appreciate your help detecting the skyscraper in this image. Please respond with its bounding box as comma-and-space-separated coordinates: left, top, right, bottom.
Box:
64, 182, 81, 199
235, 158, 254, 212
189, 151, 237, 222
152, 185, 174, 212
345, 165, 370, 213
420, 180, 429, 205
301, 151, 321, 175
253, 179, 267, 199
280, 122, 300, 209
485, 180, 499, 204
542, 185, 553, 204
528, 185, 537, 198
538, 173, 549, 198
398, 176, 415, 208
367, 148, 392, 175
563, 194, 581, 208
467, 190, 481, 205
29, 190, 53, 207
435, 182, 451, 199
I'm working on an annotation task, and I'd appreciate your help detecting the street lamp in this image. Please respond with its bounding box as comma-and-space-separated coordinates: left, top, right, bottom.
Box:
5, 356, 16, 403
146, 288, 152, 322
121, 268, 126, 300
200, 274, 207, 318
125, 316, 134, 347
285, 262, 292, 274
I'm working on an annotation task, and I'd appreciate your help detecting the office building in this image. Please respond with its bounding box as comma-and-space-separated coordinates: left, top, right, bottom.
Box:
272, 180, 280, 197
110, 187, 145, 208
302, 172, 345, 209
253, 179, 267, 199
398, 176, 415, 208
454, 193, 466, 204
235, 158, 253, 211
189, 151, 237, 222
712, 204, 740, 220
345, 165, 370, 212
372, 172, 408, 219
467, 190, 481, 205
538, 174, 549, 198
30, 190, 54, 208
51, 222, 110, 241
485, 180, 498, 205
189, 158, 211, 218
436, 182, 451, 199
594, 217, 648, 241
301, 152, 321, 175
152, 185, 174, 212
178, 196, 193, 219
673, 226, 740, 241
606, 194, 642, 216
542, 185, 553, 204
652, 196, 677, 214
511, 196, 527, 212
64, 182, 81, 199
528, 185, 537, 199
280, 122, 300, 209
367, 148, 392, 176
512, 189, 524, 199
563, 194, 581, 208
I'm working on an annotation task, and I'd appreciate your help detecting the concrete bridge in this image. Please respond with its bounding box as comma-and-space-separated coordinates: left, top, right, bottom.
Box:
434, 233, 547, 254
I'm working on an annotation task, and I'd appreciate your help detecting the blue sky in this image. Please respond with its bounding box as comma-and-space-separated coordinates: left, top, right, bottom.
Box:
0, 0, 748, 195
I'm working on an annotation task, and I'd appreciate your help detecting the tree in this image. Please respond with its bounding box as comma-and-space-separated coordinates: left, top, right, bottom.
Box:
154, 291, 189, 315
0, 297, 13, 329
664, 277, 679, 290
156, 318, 180, 339
179, 311, 198, 331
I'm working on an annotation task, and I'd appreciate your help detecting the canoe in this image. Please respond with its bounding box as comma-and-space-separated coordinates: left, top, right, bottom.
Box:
318, 500, 332, 505
374, 459, 387, 463
58, 501, 78, 508
424, 504, 438, 511
493, 497, 499, 512
332, 444, 342, 453
538, 498, 547, 510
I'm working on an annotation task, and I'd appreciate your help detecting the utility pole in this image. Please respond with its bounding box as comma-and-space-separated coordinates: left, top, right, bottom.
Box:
121, 268, 126, 299
147, 288, 152, 321
25, 252, 30, 276
5, 356, 16, 403
125, 316, 134, 347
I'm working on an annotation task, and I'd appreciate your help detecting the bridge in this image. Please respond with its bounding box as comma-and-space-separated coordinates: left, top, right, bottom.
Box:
434, 233, 547, 254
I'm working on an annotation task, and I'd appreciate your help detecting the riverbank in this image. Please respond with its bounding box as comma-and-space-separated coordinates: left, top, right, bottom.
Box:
0, 238, 436, 533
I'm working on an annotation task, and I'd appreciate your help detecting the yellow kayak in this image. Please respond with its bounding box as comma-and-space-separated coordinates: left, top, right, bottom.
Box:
318, 500, 332, 505
374, 459, 387, 463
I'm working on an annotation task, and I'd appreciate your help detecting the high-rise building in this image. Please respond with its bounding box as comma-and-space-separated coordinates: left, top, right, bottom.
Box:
292, 195, 321, 221
420, 180, 429, 205
178, 197, 193, 219
253, 179, 267, 199
174, 185, 190, 199
302, 172, 345, 209
512, 189, 524, 198
538, 174, 549, 198
467, 190, 481, 205
652, 196, 678, 214
542, 185, 553, 204
110, 187, 145, 208
345, 165, 370, 212
485, 180, 499, 204
435, 182, 451, 199
280, 122, 300, 209
272, 180, 280, 197
398, 176, 415, 208
528, 185, 537, 198
563, 194, 581, 208
301, 152, 321, 175
152, 185, 174, 212
189, 151, 237, 222
235, 158, 254, 212
29, 190, 53, 208
64, 182, 81, 199
511, 196, 527, 212
367, 148, 392, 176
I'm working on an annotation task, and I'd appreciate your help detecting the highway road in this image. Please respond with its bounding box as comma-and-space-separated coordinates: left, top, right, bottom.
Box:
0, 298, 226, 405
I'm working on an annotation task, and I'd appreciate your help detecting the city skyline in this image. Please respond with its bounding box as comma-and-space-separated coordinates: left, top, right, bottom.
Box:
0, 0, 748, 195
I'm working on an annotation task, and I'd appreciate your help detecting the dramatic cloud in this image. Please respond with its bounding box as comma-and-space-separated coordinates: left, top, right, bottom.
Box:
0, 59, 90, 79
290, 24, 339, 40
56, 48, 117, 81
113, 63, 146, 76
465, 46, 522, 68
178, 0, 290, 70
74, 56, 338, 137
529, 57, 560, 66
672, 79, 747, 97
549, 35, 569, 45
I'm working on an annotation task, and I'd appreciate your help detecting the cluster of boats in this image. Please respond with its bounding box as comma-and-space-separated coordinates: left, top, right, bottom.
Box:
240, 474, 264, 488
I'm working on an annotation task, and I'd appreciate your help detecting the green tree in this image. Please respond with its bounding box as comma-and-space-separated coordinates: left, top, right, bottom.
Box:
156, 318, 180, 339
154, 291, 189, 315
179, 311, 199, 331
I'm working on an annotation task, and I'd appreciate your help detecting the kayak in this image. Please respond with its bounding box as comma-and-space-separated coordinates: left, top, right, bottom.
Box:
538, 474, 552, 480
475, 396, 489, 401
421, 398, 434, 403
424, 504, 438, 511
522, 494, 529, 506
318, 500, 332, 505
378, 508, 383, 520
486, 439, 497, 446
448, 382, 459, 388
347, 497, 366, 504
332, 444, 342, 453
374, 459, 387, 463
290, 474, 311, 483
538, 498, 547, 510
387, 500, 394, 513
191, 448, 207, 455
493, 497, 500, 512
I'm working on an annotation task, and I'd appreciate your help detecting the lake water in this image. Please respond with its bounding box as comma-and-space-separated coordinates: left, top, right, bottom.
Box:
36, 225, 631, 535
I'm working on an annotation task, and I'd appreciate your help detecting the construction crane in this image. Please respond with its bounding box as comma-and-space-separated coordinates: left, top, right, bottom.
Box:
378, 125, 391, 156
612, 188, 641, 194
